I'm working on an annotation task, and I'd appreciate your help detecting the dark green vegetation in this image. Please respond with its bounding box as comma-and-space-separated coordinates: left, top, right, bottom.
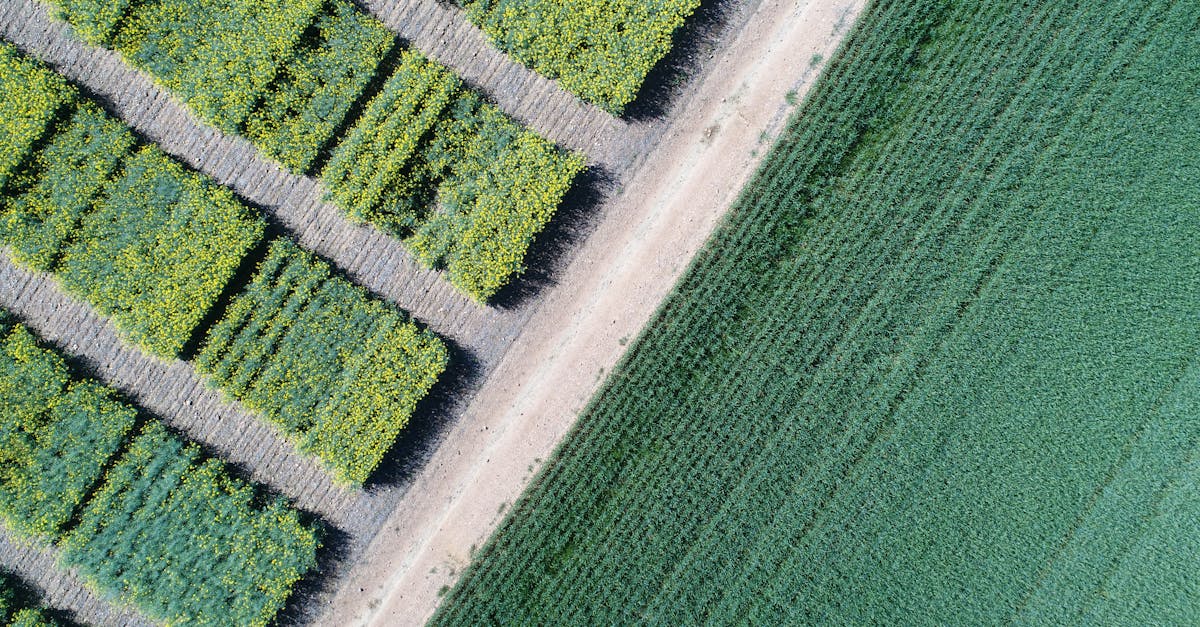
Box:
0, 571, 63, 627
197, 239, 448, 485
45, 0, 583, 301
0, 312, 319, 627
0, 311, 136, 539
459, 0, 701, 113
436, 0, 1200, 623
0, 45, 448, 485
62, 423, 318, 627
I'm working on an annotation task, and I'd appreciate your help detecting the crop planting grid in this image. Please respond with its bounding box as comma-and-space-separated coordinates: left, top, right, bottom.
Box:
0, 0, 710, 618
437, 0, 1200, 624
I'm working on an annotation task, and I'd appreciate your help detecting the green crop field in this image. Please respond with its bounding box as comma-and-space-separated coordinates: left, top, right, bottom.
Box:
435, 0, 1200, 623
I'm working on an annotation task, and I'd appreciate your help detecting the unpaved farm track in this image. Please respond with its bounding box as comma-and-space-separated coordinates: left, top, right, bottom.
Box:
331, 0, 866, 624
0, 0, 863, 623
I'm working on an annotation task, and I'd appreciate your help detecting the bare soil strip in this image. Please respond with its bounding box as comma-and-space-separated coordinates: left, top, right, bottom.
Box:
358, 0, 628, 169
326, 0, 867, 623
0, 528, 152, 626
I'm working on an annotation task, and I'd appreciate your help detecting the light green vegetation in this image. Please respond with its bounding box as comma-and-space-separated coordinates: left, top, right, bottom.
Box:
436, 0, 1200, 623
459, 0, 701, 113
0, 312, 320, 627
197, 239, 448, 485
0, 46, 446, 485
44, 0, 583, 300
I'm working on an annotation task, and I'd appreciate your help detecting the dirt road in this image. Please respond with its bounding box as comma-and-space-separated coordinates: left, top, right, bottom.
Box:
322, 0, 866, 623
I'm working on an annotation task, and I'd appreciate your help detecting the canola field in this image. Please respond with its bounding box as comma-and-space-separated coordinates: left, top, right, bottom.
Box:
435, 0, 1200, 622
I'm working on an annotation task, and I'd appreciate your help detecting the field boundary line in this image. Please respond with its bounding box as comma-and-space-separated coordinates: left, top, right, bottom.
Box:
320, 0, 868, 623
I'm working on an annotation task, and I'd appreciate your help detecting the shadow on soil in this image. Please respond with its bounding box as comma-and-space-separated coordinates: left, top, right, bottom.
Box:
365, 336, 483, 490
276, 524, 354, 627
623, 0, 741, 122
0, 569, 83, 627
489, 165, 616, 311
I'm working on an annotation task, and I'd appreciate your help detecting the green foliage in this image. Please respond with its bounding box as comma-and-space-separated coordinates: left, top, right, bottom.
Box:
245, 1, 394, 172
322, 49, 460, 233
0, 321, 136, 540
6, 608, 63, 627
0, 576, 10, 623
0, 45, 74, 191
46, 0, 583, 300
197, 239, 449, 485
0, 101, 135, 271
63, 422, 320, 627
0, 47, 264, 357
43, 0, 136, 45
460, 0, 700, 112
57, 146, 264, 357
410, 105, 584, 300
435, 1, 1200, 624
324, 52, 584, 301
0, 313, 318, 626
109, 0, 325, 132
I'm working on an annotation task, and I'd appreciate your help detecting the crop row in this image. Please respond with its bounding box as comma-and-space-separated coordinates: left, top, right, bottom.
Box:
45, 0, 585, 301
0, 571, 61, 626
0, 311, 320, 626
458, 0, 701, 113
0, 45, 447, 485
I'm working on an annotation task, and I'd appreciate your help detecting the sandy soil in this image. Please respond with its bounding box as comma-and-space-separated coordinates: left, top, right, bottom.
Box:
322, 0, 866, 623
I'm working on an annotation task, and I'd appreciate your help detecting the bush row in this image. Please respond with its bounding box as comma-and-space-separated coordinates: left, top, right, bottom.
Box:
0, 312, 320, 627
45, 0, 584, 301
0, 46, 448, 485
459, 0, 702, 113
197, 239, 449, 485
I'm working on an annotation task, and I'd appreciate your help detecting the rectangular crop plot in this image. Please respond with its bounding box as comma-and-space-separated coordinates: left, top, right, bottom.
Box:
0, 44, 265, 358
62, 422, 319, 627
459, 0, 702, 113
0, 101, 135, 271
0, 312, 321, 627
56, 145, 264, 357
197, 238, 449, 485
0, 312, 136, 540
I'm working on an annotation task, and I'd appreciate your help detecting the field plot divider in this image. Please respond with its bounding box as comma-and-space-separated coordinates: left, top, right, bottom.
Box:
0, 527, 155, 627
0, 0, 504, 352
354, 0, 628, 168
0, 253, 368, 534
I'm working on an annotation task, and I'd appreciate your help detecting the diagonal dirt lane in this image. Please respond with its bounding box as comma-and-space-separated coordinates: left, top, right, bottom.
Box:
324, 0, 867, 624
